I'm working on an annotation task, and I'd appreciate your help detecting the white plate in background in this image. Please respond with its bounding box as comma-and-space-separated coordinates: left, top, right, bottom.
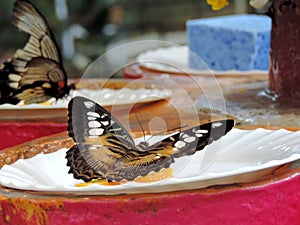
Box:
137, 46, 268, 76
0, 88, 171, 110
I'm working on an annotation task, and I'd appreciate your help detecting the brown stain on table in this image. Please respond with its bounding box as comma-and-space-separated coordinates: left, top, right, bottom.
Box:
1, 197, 64, 225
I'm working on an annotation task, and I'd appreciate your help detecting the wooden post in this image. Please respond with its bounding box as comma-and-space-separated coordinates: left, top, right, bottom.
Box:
268, 0, 300, 99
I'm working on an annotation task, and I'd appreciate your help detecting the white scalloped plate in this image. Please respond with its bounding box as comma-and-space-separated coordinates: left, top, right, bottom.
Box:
137, 46, 268, 76
1, 128, 300, 195
0, 88, 171, 110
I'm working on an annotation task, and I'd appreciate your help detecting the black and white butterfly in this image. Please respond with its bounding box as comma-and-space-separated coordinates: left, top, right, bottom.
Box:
66, 96, 234, 182
0, 0, 73, 105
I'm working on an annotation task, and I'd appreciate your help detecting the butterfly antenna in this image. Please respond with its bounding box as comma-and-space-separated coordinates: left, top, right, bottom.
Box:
135, 114, 146, 142
145, 124, 189, 143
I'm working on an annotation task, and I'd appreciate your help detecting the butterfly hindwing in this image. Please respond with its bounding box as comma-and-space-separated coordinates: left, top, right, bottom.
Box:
66, 145, 105, 182
67, 96, 234, 182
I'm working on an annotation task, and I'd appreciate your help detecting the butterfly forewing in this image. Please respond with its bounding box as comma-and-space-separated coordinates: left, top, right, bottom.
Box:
67, 97, 141, 181
68, 96, 135, 146
66, 96, 235, 182
118, 120, 235, 180
13, 0, 61, 63
0, 0, 72, 104
153, 120, 235, 158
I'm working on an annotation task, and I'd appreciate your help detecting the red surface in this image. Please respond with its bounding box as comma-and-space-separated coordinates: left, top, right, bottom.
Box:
1, 173, 300, 225
0, 123, 67, 150
123, 64, 143, 79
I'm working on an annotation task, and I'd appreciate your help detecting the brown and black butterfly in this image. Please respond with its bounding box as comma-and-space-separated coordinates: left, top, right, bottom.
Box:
0, 0, 74, 105
66, 96, 235, 182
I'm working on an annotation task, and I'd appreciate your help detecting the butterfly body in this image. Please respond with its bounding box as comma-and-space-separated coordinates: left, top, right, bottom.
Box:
67, 96, 234, 182
0, 0, 73, 104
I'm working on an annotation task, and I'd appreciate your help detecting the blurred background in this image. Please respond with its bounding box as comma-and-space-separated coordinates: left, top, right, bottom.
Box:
0, 0, 264, 78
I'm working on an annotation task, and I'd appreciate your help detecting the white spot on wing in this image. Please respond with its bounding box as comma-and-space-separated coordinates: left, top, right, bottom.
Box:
184, 136, 196, 143
9, 82, 19, 89
89, 128, 104, 136
9, 74, 21, 82
88, 117, 96, 120
88, 121, 101, 128
195, 133, 203, 138
196, 129, 208, 134
212, 122, 223, 128
101, 114, 108, 119
195, 129, 208, 137
84, 101, 95, 109
101, 121, 109, 126
174, 141, 186, 149
87, 112, 100, 118
182, 133, 190, 139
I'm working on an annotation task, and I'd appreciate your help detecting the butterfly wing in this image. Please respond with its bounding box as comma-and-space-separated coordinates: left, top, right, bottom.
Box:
66, 96, 234, 182
0, 61, 19, 100
0, 0, 70, 104
106, 119, 235, 181
67, 96, 138, 182
155, 119, 235, 158
12, 0, 63, 73
66, 144, 106, 182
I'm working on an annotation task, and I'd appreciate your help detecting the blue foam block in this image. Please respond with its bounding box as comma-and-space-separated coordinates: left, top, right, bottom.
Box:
186, 14, 271, 71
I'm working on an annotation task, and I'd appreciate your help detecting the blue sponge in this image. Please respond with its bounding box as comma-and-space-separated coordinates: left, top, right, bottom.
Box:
186, 14, 271, 71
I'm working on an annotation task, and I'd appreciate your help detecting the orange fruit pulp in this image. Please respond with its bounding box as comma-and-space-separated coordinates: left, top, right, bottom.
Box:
76, 167, 173, 187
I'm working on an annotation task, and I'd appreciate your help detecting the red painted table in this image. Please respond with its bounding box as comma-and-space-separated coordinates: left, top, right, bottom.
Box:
0, 122, 66, 150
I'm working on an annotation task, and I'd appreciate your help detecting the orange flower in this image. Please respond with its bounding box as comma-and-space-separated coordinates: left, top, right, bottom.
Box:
206, 0, 229, 10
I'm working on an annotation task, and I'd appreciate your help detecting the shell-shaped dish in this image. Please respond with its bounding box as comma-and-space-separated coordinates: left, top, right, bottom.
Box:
0, 128, 300, 195
0, 88, 171, 110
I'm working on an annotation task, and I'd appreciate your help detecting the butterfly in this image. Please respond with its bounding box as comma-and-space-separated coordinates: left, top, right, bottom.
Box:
66, 96, 235, 182
0, 0, 74, 105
